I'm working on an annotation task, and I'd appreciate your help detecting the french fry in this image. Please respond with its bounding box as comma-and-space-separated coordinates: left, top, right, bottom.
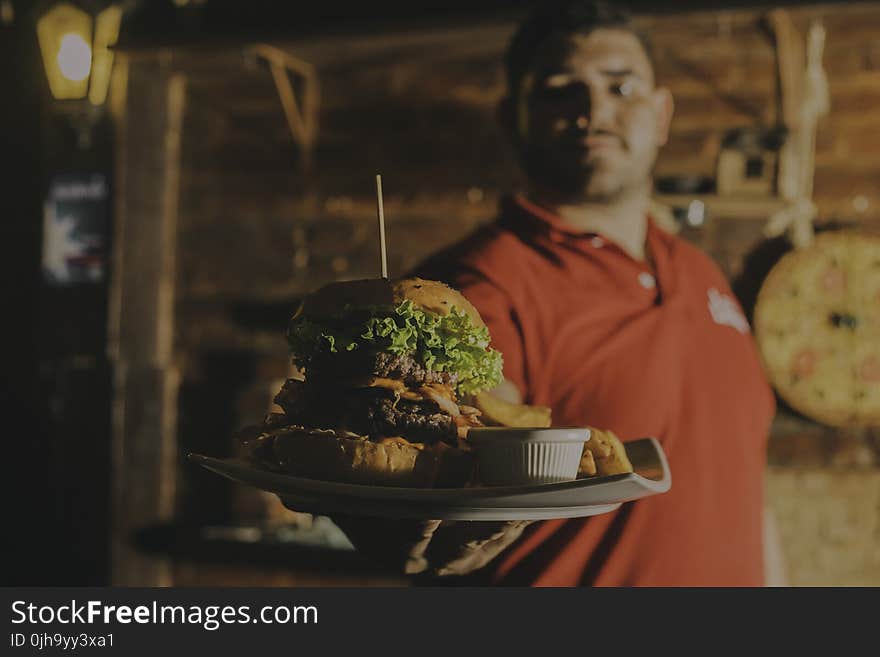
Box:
578, 447, 597, 476
473, 391, 552, 428
583, 427, 634, 475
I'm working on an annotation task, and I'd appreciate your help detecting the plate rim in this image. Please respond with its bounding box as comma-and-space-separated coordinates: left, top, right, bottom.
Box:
186, 436, 671, 504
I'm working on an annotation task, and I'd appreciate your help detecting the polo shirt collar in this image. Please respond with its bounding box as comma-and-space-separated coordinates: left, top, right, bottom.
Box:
501, 194, 680, 304
507, 194, 589, 237
503, 193, 668, 250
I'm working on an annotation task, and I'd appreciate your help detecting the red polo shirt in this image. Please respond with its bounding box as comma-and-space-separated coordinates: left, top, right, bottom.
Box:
415, 195, 775, 586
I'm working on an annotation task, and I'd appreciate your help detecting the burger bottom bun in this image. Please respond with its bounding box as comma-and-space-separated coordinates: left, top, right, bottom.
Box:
269, 427, 474, 488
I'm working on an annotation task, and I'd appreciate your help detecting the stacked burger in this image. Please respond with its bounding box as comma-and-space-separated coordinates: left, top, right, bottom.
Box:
242, 277, 504, 487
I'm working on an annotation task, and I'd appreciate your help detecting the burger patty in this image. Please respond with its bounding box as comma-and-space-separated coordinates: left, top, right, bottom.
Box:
306, 350, 457, 388
372, 352, 457, 387
354, 394, 457, 445
275, 379, 457, 445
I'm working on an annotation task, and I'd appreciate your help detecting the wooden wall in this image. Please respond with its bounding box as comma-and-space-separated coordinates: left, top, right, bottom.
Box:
653, 5, 880, 221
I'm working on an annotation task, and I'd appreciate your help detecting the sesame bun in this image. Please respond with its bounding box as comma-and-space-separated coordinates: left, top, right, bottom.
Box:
294, 277, 485, 329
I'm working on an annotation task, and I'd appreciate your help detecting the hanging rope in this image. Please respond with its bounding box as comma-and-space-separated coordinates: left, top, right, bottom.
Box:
764, 15, 830, 249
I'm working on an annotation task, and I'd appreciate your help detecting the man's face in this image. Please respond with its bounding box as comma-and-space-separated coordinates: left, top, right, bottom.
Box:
511, 28, 673, 202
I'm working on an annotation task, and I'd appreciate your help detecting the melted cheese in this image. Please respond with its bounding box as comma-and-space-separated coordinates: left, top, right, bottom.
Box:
362, 377, 407, 392
359, 377, 459, 406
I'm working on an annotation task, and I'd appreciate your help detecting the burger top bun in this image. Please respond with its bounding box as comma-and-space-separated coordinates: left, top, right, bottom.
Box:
294, 278, 395, 317
393, 277, 485, 329
294, 277, 486, 329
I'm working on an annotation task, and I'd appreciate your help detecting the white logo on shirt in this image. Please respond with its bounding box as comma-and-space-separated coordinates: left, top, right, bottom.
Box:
707, 288, 750, 334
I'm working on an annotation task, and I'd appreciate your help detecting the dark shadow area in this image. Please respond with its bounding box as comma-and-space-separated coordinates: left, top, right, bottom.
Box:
176, 349, 258, 525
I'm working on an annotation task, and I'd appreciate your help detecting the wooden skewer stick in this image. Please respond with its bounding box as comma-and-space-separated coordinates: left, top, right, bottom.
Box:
376, 174, 388, 279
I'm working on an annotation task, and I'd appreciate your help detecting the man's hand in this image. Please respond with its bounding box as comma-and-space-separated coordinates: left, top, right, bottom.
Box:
332, 514, 532, 577
280, 498, 531, 577
419, 518, 533, 576
329, 515, 442, 575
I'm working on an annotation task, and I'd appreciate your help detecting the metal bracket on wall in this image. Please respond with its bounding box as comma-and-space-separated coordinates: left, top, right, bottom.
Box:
247, 44, 320, 170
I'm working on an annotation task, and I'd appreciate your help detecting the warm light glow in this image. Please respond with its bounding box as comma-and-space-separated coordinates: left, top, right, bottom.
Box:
57, 33, 91, 81
36, 3, 121, 105
37, 3, 92, 99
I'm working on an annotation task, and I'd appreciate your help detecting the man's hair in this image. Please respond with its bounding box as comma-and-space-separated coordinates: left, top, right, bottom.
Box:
505, 1, 654, 96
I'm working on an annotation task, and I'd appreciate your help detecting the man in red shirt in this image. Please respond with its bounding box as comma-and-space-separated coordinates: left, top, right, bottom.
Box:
323, 1, 783, 585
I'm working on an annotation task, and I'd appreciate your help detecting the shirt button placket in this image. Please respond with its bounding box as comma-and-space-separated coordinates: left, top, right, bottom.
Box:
638, 272, 656, 289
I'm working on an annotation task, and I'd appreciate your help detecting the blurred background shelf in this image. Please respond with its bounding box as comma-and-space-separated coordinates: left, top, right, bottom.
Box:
654, 194, 788, 221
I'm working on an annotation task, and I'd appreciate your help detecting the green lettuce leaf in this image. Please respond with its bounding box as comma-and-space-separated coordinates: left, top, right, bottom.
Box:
287, 300, 503, 395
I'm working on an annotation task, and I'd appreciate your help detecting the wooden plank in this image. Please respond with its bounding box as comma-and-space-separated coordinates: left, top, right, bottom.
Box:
108, 57, 187, 586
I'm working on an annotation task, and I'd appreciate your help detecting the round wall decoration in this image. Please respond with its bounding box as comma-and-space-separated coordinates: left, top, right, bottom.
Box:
754, 231, 880, 427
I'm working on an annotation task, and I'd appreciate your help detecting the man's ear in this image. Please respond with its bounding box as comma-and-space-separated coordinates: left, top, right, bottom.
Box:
652, 86, 674, 147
